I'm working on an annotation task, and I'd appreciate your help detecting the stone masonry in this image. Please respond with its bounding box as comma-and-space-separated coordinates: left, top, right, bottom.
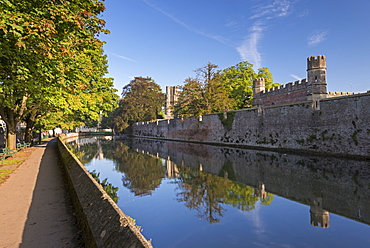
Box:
134, 56, 370, 158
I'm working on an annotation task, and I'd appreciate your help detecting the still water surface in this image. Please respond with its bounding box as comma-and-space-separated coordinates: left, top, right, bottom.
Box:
67, 136, 370, 248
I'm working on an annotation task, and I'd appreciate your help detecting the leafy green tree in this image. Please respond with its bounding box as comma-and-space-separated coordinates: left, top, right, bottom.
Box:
0, 0, 115, 148
173, 63, 235, 118
114, 77, 164, 132
221, 62, 278, 109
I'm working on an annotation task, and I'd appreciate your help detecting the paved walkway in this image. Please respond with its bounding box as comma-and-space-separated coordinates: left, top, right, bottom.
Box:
0, 139, 82, 248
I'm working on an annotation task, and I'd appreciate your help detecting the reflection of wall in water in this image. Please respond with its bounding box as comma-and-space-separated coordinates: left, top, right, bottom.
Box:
126, 138, 370, 227
166, 157, 179, 178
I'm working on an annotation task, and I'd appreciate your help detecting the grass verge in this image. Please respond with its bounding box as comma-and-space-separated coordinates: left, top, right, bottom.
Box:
0, 148, 33, 184
0, 169, 16, 184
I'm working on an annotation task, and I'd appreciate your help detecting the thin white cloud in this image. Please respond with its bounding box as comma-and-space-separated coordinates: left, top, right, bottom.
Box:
237, 22, 264, 68
250, 0, 292, 20
142, 0, 293, 69
238, 0, 293, 68
290, 74, 302, 80
111, 53, 137, 63
142, 0, 230, 45
308, 30, 328, 46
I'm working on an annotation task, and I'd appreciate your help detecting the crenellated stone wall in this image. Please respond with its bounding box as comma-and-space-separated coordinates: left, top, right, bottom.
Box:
255, 79, 310, 106
253, 55, 329, 107
132, 92, 370, 158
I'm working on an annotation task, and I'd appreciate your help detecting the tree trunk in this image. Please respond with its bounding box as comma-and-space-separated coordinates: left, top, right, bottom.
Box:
2, 110, 18, 149
25, 109, 38, 143
39, 128, 42, 145
6, 127, 17, 150
24, 125, 34, 144
0, 96, 29, 149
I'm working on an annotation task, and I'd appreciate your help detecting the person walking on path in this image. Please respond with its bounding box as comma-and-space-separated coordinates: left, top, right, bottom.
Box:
0, 139, 82, 248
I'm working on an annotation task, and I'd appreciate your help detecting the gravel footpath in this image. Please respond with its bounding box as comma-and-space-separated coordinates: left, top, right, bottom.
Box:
0, 139, 83, 248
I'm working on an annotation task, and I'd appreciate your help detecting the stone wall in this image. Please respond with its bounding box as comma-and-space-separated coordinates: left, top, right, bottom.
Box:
57, 136, 152, 248
132, 92, 370, 158
253, 55, 329, 107
254, 79, 312, 106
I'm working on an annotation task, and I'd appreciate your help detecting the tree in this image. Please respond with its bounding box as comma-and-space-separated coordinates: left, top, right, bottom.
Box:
0, 0, 116, 148
173, 63, 235, 118
221, 62, 278, 109
114, 77, 164, 132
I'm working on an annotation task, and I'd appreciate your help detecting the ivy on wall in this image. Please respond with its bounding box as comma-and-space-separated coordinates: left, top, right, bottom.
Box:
218, 111, 236, 131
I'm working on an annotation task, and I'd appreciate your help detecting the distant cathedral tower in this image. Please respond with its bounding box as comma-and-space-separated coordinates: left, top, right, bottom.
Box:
165, 86, 180, 119
307, 55, 327, 101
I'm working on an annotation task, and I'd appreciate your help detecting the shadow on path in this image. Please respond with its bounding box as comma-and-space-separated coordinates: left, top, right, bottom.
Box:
20, 139, 83, 248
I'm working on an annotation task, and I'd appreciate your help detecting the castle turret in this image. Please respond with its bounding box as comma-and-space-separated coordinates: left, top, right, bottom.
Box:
307, 55, 327, 101
253, 78, 265, 106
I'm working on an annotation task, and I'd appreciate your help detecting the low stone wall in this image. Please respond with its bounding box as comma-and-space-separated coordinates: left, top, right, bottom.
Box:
57, 137, 152, 248
132, 92, 370, 158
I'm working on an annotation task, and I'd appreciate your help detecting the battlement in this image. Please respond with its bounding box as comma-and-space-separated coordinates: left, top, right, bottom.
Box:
261, 79, 309, 96
253, 55, 328, 107
328, 91, 359, 98
307, 55, 326, 70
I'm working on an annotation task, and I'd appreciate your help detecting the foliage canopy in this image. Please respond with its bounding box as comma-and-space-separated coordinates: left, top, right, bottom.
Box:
114, 77, 164, 132
173, 63, 234, 118
173, 61, 277, 118
0, 0, 117, 147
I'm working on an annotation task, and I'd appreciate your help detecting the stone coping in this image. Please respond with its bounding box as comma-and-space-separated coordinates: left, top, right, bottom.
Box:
57, 136, 152, 248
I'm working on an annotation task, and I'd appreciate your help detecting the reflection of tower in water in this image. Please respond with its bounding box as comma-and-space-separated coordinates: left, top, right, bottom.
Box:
310, 198, 330, 228
94, 139, 104, 160
166, 156, 179, 178
254, 182, 267, 199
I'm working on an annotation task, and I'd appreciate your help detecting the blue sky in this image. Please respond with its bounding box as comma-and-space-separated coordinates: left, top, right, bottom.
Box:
101, 0, 370, 94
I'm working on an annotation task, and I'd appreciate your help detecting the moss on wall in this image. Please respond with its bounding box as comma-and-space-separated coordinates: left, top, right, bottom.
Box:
218, 111, 236, 131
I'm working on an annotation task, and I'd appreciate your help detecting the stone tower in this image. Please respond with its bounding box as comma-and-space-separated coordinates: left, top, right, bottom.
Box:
307, 55, 327, 101
252, 78, 265, 106
165, 86, 179, 119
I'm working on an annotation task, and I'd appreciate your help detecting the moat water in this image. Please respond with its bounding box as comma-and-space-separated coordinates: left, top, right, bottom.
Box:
67, 136, 370, 248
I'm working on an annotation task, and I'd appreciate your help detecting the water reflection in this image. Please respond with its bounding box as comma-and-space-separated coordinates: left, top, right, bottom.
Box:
310, 198, 329, 228
66, 136, 370, 230
114, 143, 165, 196
174, 166, 273, 223
122, 138, 370, 228
66, 136, 115, 164
67, 136, 273, 224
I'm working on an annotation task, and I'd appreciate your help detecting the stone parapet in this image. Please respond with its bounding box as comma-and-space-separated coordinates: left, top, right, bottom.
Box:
57, 137, 152, 248
132, 92, 370, 158
262, 79, 309, 96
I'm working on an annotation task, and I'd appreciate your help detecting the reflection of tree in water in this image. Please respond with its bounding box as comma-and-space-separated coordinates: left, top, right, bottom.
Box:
176, 170, 228, 224
175, 163, 274, 224
89, 170, 119, 203
114, 143, 165, 196
66, 139, 115, 164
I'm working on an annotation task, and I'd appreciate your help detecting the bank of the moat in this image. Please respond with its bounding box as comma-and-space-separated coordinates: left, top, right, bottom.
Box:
66, 136, 370, 247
